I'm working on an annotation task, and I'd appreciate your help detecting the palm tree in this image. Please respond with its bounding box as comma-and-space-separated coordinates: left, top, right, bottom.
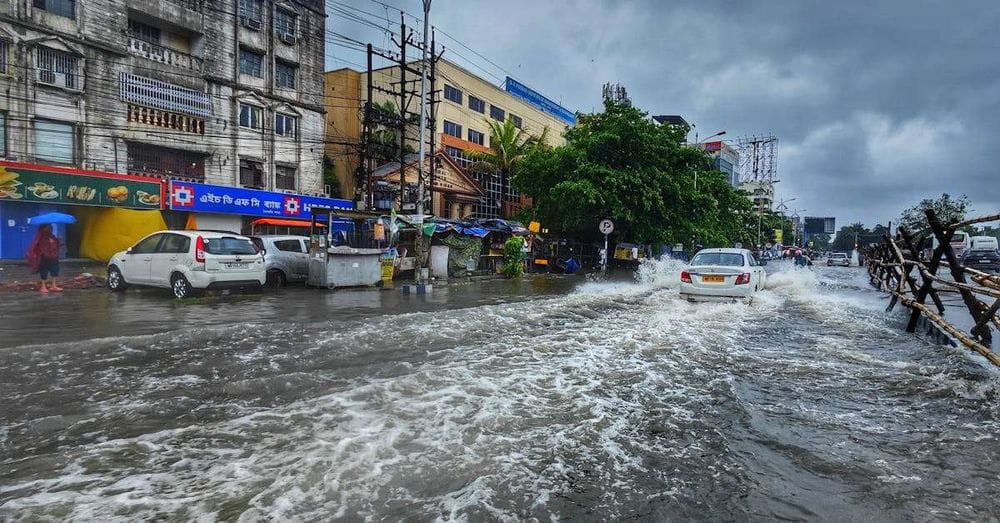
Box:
467, 118, 548, 218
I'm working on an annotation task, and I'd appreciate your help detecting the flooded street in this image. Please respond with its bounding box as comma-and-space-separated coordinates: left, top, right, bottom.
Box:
1, 261, 998, 521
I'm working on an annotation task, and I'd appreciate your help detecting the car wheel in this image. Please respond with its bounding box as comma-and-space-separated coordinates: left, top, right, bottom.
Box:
107, 266, 127, 292
171, 274, 196, 299
266, 269, 287, 288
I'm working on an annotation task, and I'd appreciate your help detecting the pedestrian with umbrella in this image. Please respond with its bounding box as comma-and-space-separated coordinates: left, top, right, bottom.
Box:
26, 212, 74, 293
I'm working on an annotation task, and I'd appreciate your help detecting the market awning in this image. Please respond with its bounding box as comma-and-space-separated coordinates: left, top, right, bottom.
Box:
251, 217, 325, 228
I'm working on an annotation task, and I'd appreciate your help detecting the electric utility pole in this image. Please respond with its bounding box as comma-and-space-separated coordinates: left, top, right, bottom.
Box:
414, 0, 431, 283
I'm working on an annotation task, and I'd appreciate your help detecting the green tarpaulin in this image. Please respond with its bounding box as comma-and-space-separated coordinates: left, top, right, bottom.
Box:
438, 234, 483, 277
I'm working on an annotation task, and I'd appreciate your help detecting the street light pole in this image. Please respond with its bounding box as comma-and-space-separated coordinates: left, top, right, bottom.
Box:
414, 0, 431, 284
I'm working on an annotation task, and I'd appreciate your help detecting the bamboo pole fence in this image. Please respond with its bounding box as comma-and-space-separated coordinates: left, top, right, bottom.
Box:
864, 209, 1000, 368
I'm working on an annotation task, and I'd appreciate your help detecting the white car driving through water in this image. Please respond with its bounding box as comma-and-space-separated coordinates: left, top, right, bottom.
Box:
680, 248, 767, 303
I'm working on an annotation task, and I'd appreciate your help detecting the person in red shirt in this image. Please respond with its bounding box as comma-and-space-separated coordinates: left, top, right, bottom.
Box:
27, 224, 63, 293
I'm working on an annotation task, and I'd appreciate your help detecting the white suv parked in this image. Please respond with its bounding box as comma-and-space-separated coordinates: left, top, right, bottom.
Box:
107, 230, 266, 298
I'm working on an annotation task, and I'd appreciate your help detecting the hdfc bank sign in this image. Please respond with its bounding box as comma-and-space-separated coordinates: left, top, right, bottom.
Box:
167, 181, 352, 219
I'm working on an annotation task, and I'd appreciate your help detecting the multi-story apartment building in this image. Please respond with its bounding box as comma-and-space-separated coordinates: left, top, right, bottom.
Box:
0, 0, 336, 258
698, 140, 740, 187
325, 58, 574, 219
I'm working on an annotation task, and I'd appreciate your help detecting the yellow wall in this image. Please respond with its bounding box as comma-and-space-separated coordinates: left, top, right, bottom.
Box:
323, 68, 363, 201
367, 59, 569, 150
77, 208, 167, 262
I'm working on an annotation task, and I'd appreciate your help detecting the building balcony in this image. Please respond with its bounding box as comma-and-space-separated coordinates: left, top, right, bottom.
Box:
128, 36, 202, 71
127, 104, 205, 135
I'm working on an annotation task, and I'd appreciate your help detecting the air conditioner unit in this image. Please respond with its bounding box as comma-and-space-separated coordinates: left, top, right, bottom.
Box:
243, 18, 262, 30
279, 33, 296, 45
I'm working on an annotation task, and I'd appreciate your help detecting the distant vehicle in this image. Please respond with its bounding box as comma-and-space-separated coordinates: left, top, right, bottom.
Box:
969, 236, 999, 252
251, 235, 310, 286
961, 237, 1000, 273
827, 252, 851, 267
932, 231, 971, 257
679, 248, 767, 303
107, 230, 266, 298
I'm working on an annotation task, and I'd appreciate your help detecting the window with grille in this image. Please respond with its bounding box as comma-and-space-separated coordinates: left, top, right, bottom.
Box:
443, 120, 462, 138
34, 119, 75, 164
239, 0, 263, 28
275, 61, 296, 89
239, 103, 262, 129
0, 40, 8, 75
275, 9, 296, 40
37, 47, 79, 89
0, 112, 6, 157
468, 129, 484, 146
444, 84, 462, 104
239, 48, 263, 77
510, 114, 523, 129
128, 19, 161, 44
468, 95, 485, 113
127, 142, 206, 179
275, 165, 296, 190
120, 73, 212, 117
33, 0, 75, 19
445, 146, 472, 169
490, 105, 505, 122
275, 113, 297, 137
239, 159, 264, 188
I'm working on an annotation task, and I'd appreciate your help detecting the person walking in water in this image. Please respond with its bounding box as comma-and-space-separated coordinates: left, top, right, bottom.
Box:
27, 224, 63, 293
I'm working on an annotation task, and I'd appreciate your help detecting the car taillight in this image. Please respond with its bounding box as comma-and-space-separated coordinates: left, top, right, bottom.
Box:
681, 271, 692, 283
735, 272, 751, 285
195, 235, 206, 263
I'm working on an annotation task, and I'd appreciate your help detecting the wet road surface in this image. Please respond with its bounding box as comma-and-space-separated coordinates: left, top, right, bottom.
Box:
1, 261, 998, 520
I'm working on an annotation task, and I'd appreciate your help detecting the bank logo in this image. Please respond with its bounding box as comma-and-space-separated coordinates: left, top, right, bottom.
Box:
283, 196, 301, 216
171, 184, 195, 208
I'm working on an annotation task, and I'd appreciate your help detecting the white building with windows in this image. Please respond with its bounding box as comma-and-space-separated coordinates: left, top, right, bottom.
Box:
0, 0, 325, 192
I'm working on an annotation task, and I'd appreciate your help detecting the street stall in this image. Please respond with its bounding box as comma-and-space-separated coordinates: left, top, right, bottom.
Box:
425, 219, 488, 279
306, 206, 383, 288
0, 161, 166, 261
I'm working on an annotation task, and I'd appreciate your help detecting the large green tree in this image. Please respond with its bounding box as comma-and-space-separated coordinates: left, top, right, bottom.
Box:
831, 222, 869, 252
897, 193, 970, 238
514, 99, 755, 247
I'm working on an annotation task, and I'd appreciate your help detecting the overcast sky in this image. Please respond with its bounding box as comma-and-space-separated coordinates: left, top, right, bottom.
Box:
329, 0, 1000, 227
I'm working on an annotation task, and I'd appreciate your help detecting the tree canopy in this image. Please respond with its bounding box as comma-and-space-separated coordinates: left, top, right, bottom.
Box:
897, 193, 970, 238
514, 99, 757, 247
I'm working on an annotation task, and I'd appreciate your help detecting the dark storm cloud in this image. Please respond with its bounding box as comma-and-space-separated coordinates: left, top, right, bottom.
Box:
329, 0, 1000, 226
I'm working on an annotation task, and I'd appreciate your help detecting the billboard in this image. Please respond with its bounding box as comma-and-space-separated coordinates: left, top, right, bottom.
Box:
804, 217, 835, 235
168, 181, 352, 219
504, 77, 576, 125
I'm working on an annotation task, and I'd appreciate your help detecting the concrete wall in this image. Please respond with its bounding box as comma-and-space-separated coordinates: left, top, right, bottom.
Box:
0, 0, 326, 194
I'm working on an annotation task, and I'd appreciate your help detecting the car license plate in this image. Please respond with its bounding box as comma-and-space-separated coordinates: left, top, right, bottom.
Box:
981, 260, 990, 264
702, 275, 725, 283
225, 262, 249, 269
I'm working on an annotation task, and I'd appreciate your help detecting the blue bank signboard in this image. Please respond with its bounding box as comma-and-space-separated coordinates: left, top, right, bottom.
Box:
504, 77, 576, 126
168, 181, 353, 219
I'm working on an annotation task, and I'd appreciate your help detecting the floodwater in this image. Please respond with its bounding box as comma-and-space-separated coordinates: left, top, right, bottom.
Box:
1, 261, 998, 521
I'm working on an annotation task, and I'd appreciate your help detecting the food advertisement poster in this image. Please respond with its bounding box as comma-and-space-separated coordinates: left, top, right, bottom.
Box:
0, 164, 163, 209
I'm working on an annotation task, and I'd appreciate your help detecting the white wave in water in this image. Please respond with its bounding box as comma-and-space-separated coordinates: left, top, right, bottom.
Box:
3, 260, 999, 521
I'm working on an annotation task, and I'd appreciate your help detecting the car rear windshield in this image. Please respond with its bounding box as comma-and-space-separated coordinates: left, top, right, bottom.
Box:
832, 253, 847, 258
204, 237, 258, 255
690, 252, 745, 267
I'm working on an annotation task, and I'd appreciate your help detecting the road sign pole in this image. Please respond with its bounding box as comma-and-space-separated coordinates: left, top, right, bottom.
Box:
598, 219, 614, 273
603, 233, 609, 272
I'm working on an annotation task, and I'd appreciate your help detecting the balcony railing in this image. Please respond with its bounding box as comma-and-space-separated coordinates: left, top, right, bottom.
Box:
127, 104, 205, 135
167, 0, 201, 10
128, 36, 202, 71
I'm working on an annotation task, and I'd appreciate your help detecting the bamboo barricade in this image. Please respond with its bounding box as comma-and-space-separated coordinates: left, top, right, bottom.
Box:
863, 209, 1000, 368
